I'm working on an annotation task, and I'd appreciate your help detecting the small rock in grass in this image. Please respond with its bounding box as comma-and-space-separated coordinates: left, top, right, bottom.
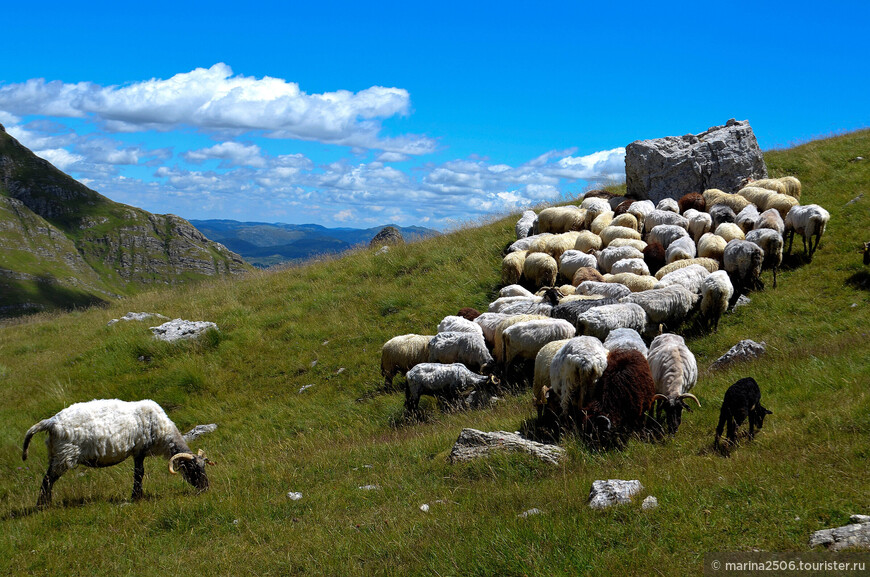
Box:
359, 485, 380, 491
588, 479, 644, 509
518, 508, 543, 518
420, 504, 430, 512
287, 492, 303, 501
298, 384, 314, 394
642, 496, 659, 510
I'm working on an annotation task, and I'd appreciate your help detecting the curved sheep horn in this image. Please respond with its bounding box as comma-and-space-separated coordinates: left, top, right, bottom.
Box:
653, 394, 669, 402
168, 452, 195, 474
596, 415, 612, 431
680, 393, 701, 408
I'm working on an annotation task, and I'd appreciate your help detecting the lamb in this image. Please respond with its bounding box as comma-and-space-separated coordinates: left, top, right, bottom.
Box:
603, 327, 648, 357
754, 208, 785, 235
723, 239, 765, 298
745, 228, 784, 287
438, 315, 485, 336
697, 233, 728, 264
656, 198, 680, 213
644, 210, 689, 234
501, 319, 576, 385
501, 250, 527, 285
709, 204, 737, 230
699, 271, 733, 332
610, 258, 649, 277
536, 206, 584, 234
428, 331, 494, 373
559, 250, 598, 282
784, 204, 830, 259
647, 224, 690, 251
575, 302, 647, 341
523, 252, 559, 288
647, 333, 700, 434
548, 335, 609, 415
684, 209, 713, 243
597, 245, 644, 274
714, 377, 772, 450
576, 281, 632, 300
22, 399, 211, 506
736, 204, 760, 233
665, 235, 697, 264
678, 192, 706, 214
381, 334, 435, 387
620, 284, 700, 330
654, 264, 711, 294
405, 363, 499, 413
515, 210, 538, 239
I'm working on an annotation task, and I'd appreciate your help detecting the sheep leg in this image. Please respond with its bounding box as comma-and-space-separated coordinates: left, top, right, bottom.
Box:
132, 453, 146, 500
726, 417, 738, 445
773, 266, 778, 289
37, 461, 68, 507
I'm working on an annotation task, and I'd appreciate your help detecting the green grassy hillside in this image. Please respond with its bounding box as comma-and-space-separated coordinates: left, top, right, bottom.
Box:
0, 130, 867, 576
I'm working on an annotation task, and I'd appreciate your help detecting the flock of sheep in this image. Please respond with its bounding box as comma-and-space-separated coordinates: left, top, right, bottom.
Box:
21, 177, 827, 506
380, 176, 828, 445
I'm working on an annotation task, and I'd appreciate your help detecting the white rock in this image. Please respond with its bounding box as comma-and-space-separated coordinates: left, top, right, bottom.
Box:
851, 515, 870, 524
108, 312, 168, 326
150, 319, 218, 342
420, 504, 430, 512
359, 485, 380, 491
182, 423, 218, 442
588, 479, 644, 509
287, 492, 303, 501
642, 496, 659, 510
518, 508, 543, 518
298, 384, 314, 393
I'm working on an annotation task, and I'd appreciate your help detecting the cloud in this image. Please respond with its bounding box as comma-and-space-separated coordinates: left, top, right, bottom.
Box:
0, 63, 435, 154
334, 209, 354, 222
184, 142, 266, 168
35, 148, 85, 170
551, 147, 625, 180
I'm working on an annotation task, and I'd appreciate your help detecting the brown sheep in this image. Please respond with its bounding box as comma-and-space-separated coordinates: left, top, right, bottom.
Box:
678, 192, 706, 214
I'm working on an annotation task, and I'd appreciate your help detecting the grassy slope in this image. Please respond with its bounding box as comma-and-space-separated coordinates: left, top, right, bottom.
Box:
0, 131, 868, 576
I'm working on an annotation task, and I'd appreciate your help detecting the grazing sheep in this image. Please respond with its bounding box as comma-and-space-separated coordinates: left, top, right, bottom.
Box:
655, 258, 719, 280
665, 235, 697, 264
531, 231, 584, 261
381, 334, 435, 387
610, 258, 650, 277
501, 250, 527, 285
405, 363, 499, 413
736, 204, 760, 233
577, 281, 632, 300
491, 314, 550, 362
784, 204, 830, 259
575, 302, 648, 341
551, 296, 618, 331
523, 252, 559, 288
684, 209, 713, 243
581, 196, 611, 228
709, 204, 736, 231
715, 222, 745, 243
474, 312, 510, 347
22, 399, 211, 506
656, 198, 680, 213
647, 333, 700, 434
644, 210, 689, 234
597, 245, 644, 274
766, 193, 800, 219
643, 241, 667, 276
779, 176, 802, 199
654, 263, 711, 293
537, 206, 585, 234
428, 331, 494, 373
747, 178, 786, 195
697, 233, 728, 264
602, 272, 658, 293
488, 295, 541, 313
608, 237, 648, 253
499, 284, 535, 298
723, 239, 765, 297
627, 200, 656, 232
438, 315, 485, 336
610, 213, 639, 232
600, 225, 642, 248
647, 224, 690, 251
678, 192, 706, 214
714, 377, 772, 449
754, 208, 785, 235
745, 228, 784, 287
508, 232, 552, 253
580, 349, 657, 442
703, 188, 751, 213
590, 211, 615, 235
498, 300, 554, 317
559, 250, 598, 282
737, 186, 778, 211
572, 266, 605, 286
620, 284, 700, 329
548, 336, 609, 415
532, 339, 571, 418
603, 327, 648, 357
515, 210, 537, 239
699, 271, 733, 332
574, 230, 603, 253
501, 319, 576, 384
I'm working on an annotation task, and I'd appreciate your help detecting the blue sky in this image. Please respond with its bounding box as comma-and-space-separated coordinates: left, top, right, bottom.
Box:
0, 1, 867, 230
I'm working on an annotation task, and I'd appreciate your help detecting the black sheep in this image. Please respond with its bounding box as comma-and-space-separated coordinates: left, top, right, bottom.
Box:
715, 377, 772, 449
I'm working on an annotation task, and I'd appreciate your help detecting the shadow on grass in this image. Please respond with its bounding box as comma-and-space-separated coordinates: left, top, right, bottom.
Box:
845, 271, 870, 291
0, 270, 109, 319
2, 493, 143, 520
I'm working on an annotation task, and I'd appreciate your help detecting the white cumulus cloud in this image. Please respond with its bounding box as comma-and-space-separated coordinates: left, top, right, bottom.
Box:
184, 142, 266, 168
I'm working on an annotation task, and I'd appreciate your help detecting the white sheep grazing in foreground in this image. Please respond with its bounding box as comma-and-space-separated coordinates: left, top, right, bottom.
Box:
523, 252, 559, 288
438, 315, 485, 336
610, 258, 649, 277
745, 228, 784, 287
684, 209, 713, 243
548, 336, 609, 415
381, 334, 435, 387
755, 208, 785, 235
665, 235, 697, 264
22, 399, 211, 506
620, 284, 700, 329
603, 327, 648, 357
644, 210, 689, 234
533, 339, 571, 417
647, 333, 700, 434
501, 319, 576, 380
647, 224, 690, 251
723, 239, 765, 295
699, 271, 733, 332
559, 250, 598, 282
785, 204, 830, 259
499, 284, 535, 298
576, 281, 632, 300
404, 363, 498, 412
736, 204, 760, 233
597, 245, 644, 273
428, 331, 494, 373
575, 302, 648, 341
515, 210, 537, 239
697, 233, 728, 264
654, 264, 711, 294
656, 198, 680, 213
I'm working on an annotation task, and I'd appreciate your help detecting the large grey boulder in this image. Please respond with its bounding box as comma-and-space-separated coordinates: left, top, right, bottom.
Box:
625, 119, 768, 204
710, 339, 766, 370
448, 428, 565, 465
150, 319, 218, 342
588, 479, 644, 509
370, 226, 404, 248
810, 515, 870, 550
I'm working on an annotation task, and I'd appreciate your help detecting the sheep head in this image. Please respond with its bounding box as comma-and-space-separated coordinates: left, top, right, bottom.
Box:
749, 403, 772, 432
168, 449, 212, 492
654, 393, 700, 435
863, 242, 870, 265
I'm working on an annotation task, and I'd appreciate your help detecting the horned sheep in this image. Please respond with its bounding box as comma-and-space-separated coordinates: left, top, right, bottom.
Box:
405, 363, 498, 413
22, 399, 211, 506
647, 333, 700, 435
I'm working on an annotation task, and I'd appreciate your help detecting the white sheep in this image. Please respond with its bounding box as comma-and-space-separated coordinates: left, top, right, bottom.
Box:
656, 198, 680, 213
523, 252, 559, 288
474, 312, 510, 347
644, 210, 689, 234
499, 284, 535, 298
590, 211, 615, 235
703, 188, 751, 213
515, 210, 538, 239
574, 230, 603, 253
602, 272, 658, 292
709, 204, 737, 230
530, 231, 583, 260
437, 315, 485, 336
745, 228, 784, 287
501, 318, 576, 382
533, 339, 571, 418
607, 238, 648, 253
575, 302, 648, 341
536, 206, 586, 234
576, 281, 632, 300
603, 327, 648, 357
736, 204, 760, 233
548, 335, 609, 414
488, 295, 542, 313
381, 334, 435, 387
508, 233, 553, 254
684, 209, 713, 243
647, 224, 690, 251
610, 258, 650, 277
699, 271, 733, 332
647, 333, 700, 434
723, 239, 765, 295
715, 222, 745, 243
428, 331, 494, 373
697, 233, 728, 264
558, 250, 598, 282
491, 314, 550, 362
597, 245, 644, 273
654, 258, 719, 279
501, 250, 527, 285
581, 196, 611, 228
754, 208, 785, 235
610, 213, 639, 232
627, 200, 655, 232
599, 225, 642, 248
404, 363, 498, 412
654, 263, 711, 293
785, 204, 830, 259
22, 399, 211, 506
665, 235, 697, 264
620, 284, 700, 330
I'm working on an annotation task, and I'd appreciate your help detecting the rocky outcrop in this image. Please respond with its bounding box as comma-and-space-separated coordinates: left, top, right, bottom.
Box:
625, 119, 768, 204
810, 515, 870, 551
370, 226, 404, 248
150, 319, 219, 342
448, 428, 565, 465
710, 339, 766, 370
588, 479, 644, 509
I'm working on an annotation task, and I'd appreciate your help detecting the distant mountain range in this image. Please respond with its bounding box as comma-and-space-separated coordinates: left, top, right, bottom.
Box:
189, 220, 440, 267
